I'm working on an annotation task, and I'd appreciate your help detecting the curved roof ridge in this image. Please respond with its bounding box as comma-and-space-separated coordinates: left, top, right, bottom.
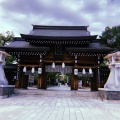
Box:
32, 24, 89, 30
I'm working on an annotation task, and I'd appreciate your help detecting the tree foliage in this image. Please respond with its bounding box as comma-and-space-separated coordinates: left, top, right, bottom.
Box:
100, 25, 120, 49
0, 31, 15, 64
0, 31, 14, 46
6, 56, 16, 64
100, 59, 109, 67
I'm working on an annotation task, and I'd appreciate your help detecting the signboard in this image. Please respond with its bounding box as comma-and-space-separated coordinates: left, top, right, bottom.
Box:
45, 65, 72, 73
29, 75, 34, 83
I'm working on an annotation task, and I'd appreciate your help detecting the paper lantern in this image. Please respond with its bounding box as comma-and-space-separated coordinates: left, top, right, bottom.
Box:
38, 68, 42, 74
82, 68, 86, 74
52, 62, 55, 68
62, 62, 65, 68
23, 66, 26, 72
74, 69, 78, 75
40, 59, 42, 62
89, 68, 92, 74
31, 67, 35, 73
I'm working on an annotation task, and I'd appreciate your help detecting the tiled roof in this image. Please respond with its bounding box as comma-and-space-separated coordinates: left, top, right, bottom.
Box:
66, 40, 114, 52
29, 29, 90, 37
28, 25, 90, 37
2, 38, 50, 51
2, 38, 113, 52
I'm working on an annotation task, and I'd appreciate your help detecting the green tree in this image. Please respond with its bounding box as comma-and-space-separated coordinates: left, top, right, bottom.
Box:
0, 31, 15, 64
6, 56, 16, 64
100, 25, 120, 49
0, 31, 14, 46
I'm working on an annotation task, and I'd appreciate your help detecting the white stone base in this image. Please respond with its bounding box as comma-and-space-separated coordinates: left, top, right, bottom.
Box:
98, 88, 120, 100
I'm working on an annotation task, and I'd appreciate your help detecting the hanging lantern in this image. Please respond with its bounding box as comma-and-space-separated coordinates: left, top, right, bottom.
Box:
23, 66, 26, 72
75, 55, 77, 59
40, 55, 42, 58
17, 58, 20, 62
74, 69, 78, 75
89, 68, 92, 74
62, 62, 65, 68
75, 60, 77, 63
38, 68, 42, 74
52, 62, 55, 68
31, 67, 35, 73
40, 59, 42, 62
82, 68, 86, 74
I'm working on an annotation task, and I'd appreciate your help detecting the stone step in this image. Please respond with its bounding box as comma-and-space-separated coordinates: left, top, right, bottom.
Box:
15, 89, 99, 98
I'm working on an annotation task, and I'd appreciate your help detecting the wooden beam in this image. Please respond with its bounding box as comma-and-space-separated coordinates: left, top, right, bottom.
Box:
73, 65, 97, 68
19, 64, 42, 67
43, 60, 74, 63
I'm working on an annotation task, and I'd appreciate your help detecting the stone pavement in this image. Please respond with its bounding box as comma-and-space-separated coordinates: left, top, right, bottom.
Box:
0, 86, 120, 120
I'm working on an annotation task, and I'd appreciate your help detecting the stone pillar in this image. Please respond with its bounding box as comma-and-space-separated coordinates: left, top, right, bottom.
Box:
104, 63, 120, 88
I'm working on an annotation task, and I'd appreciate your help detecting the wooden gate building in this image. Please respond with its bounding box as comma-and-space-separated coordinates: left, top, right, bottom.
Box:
2, 25, 114, 90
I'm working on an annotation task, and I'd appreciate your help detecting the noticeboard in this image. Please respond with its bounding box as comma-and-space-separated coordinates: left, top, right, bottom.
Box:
29, 75, 34, 83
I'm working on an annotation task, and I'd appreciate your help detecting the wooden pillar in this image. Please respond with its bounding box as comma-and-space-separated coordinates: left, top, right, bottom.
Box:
38, 65, 47, 89
90, 68, 98, 91
97, 56, 101, 88
38, 74, 42, 89
15, 80, 19, 88
71, 73, 78, 90
97, 67, 100, 88
15, 66, 20, 88
18, 67, 28, 89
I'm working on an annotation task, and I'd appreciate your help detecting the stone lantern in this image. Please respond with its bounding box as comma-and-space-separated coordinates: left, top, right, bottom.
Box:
0, 51, 11, 85
99, 51, 120, 100
0, 51, 15, 99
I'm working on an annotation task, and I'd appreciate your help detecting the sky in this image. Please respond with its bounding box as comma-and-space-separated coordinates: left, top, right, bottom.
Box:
0, 0, 120, 38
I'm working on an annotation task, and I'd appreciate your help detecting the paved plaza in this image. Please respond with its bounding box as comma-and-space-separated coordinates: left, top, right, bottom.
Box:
0, 85, 120, 120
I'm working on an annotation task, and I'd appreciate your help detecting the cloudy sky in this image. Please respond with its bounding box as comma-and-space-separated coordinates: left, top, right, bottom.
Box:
0, 0, 120, 37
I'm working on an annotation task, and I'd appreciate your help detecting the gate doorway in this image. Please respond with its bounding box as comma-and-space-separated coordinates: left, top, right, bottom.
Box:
45, 65, 72, 90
